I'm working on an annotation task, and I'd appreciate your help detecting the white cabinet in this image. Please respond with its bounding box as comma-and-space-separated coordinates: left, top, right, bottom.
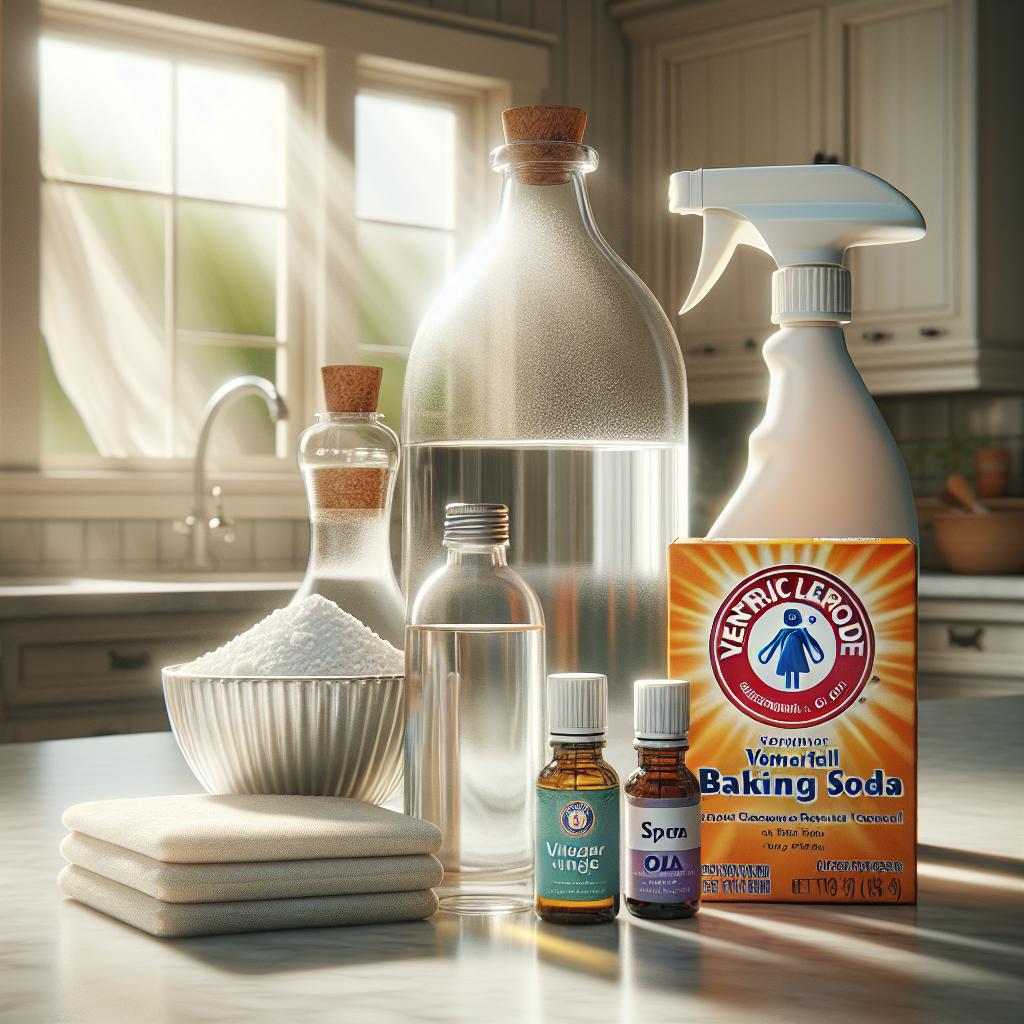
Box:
619, 0, 1024, 402
0, 579, 297, 742
918, 574, 1024, 697
661, 11, 823, 398
0, 610, 271, 742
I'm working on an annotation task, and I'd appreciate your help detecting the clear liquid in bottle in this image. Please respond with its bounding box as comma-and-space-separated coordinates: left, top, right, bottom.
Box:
404, 504, 546, 914
403, 442, 687, 782
405, 623, 544, 904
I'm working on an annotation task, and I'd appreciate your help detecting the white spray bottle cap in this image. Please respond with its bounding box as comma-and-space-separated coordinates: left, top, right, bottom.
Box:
668, 164, 925, 324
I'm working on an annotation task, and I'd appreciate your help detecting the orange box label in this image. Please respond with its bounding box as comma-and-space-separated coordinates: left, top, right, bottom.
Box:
669, 539, 917, 903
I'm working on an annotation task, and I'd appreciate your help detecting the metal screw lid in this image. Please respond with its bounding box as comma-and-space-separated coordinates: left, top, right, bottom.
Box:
548, 672, 607, 738
443, 503, 509, 545
634, 679, 690, 742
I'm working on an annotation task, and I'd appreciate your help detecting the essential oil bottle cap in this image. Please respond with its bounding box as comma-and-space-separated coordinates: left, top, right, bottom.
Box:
634, 679, 690, 742
548, 672, 607, 738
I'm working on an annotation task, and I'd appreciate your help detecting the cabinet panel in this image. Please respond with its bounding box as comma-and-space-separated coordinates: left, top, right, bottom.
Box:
664, 13, 822, 360
0, 611, 258, 708
844, 2, 952, 319
625, 0, 1020, 399
8, 709, 170, 742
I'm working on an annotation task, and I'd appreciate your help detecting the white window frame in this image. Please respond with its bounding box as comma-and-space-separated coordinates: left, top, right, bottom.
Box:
354, 56, 505, 389
39, 3, 319, 468
0, 0, 548, 520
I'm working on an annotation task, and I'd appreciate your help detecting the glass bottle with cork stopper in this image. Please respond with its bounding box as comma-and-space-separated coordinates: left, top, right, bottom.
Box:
291, 365, 405, 648
624, 679, 700, 919
535, 672, 620, 924
401, 104, 688, 789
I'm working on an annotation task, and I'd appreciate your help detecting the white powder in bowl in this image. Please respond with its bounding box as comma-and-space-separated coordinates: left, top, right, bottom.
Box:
184, 595, 403, 678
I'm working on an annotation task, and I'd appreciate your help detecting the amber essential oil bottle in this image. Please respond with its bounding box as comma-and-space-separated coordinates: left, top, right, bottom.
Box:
624, 680, 700, 919
535, 673, 620, 924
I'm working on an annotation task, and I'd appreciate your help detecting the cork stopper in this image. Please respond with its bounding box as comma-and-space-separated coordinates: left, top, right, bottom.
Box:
500, 105, 588, 185
309, 469, 388, 511
501, 105, 587, 145
321, 365, 382, 413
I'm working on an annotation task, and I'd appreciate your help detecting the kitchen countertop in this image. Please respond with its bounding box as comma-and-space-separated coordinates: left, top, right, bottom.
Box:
918, 573, 1024, 600
2, 695, 1022, 1024
0, 573, 301, 619
0, 571, 1016, 618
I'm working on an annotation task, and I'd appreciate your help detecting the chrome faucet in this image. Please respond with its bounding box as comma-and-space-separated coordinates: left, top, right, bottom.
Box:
174, 376, 289, 569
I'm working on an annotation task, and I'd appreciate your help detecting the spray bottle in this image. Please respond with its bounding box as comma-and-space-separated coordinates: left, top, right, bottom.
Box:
669, 164, 925, 541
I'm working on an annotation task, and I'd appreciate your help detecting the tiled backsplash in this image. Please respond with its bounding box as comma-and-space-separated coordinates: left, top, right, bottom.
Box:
0, 518, 310, 575
689, 392, 1024, 544
3, 394, 1020, 576
876, 393, 1024, 498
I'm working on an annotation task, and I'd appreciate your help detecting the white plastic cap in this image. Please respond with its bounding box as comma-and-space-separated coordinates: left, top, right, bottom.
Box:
548, 672, 607, 738
634, 679, 690, 742
772, 265, 852, 324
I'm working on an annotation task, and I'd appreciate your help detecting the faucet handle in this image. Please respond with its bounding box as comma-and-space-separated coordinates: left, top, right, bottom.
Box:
172, 514, 196, 536
208, 485, 236, 543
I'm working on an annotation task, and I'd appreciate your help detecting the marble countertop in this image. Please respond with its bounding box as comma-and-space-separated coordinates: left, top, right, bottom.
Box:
0, 573, 301, 619
0, 572, 1015, 620
918, 573, 1024, 600
2, 696, 1022, 1024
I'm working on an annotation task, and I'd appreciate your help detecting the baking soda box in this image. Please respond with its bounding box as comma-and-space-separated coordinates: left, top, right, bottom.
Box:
669, 540, 917, 903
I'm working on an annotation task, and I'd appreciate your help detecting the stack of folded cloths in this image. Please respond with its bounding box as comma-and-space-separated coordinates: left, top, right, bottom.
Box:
58, 794, 443, 938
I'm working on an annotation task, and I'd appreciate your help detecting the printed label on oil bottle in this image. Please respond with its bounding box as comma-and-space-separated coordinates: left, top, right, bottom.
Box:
626, 796, 700, 903
536, 787, 620, 902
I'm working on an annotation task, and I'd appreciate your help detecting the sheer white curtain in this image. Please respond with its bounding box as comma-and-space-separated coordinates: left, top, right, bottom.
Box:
40, 150, 170, 457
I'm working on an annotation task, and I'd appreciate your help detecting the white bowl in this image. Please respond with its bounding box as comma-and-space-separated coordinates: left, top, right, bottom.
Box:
162, 667, 404, 802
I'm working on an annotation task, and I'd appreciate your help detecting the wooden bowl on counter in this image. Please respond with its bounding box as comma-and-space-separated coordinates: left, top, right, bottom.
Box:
932, 510, 1024, 575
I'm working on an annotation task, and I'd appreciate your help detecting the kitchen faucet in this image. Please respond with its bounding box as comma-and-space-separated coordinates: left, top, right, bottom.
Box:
174, 376, 289, 569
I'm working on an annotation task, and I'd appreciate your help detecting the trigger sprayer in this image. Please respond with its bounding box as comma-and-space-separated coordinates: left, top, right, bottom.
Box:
670, 164, 925, 543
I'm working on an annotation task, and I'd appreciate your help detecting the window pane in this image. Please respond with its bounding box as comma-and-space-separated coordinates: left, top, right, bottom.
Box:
177, 201, 280, 337
177, 64, 286, 206
41, 337, 99, 455
73, 186, 165, 325
366, 353, 408, 435
358, 221, 454, 350
175, 343, 277, 457
40, 37, 171, 186
356, 95, 455, 229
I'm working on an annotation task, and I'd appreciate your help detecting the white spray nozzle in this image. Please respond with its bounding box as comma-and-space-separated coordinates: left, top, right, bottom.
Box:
669, 164, 925, 318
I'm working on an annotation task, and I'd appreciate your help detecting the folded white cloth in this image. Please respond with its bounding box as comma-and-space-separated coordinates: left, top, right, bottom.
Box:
59, 864, 438, 938
62, 794, 442, 863
61, 832, 443, 903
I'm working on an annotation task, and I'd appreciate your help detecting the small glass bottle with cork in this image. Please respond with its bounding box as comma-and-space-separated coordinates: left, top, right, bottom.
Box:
291, 365, 405, 650
624, 679, 700, 919
535, 672, 620, 924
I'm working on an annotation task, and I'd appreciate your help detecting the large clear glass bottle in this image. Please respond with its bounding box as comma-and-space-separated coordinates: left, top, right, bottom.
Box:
291, 366, 405, 649
401, 105, 687, 782
404, 503, 545, 913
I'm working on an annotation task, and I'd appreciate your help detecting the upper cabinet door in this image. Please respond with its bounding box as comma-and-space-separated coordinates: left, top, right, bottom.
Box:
642, 11, 822, 385
826, 0, 975, 353
624, 0, 1019, 400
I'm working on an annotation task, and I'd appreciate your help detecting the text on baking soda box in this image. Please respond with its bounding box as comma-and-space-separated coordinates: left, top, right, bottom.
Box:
669, 540, 916, 903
